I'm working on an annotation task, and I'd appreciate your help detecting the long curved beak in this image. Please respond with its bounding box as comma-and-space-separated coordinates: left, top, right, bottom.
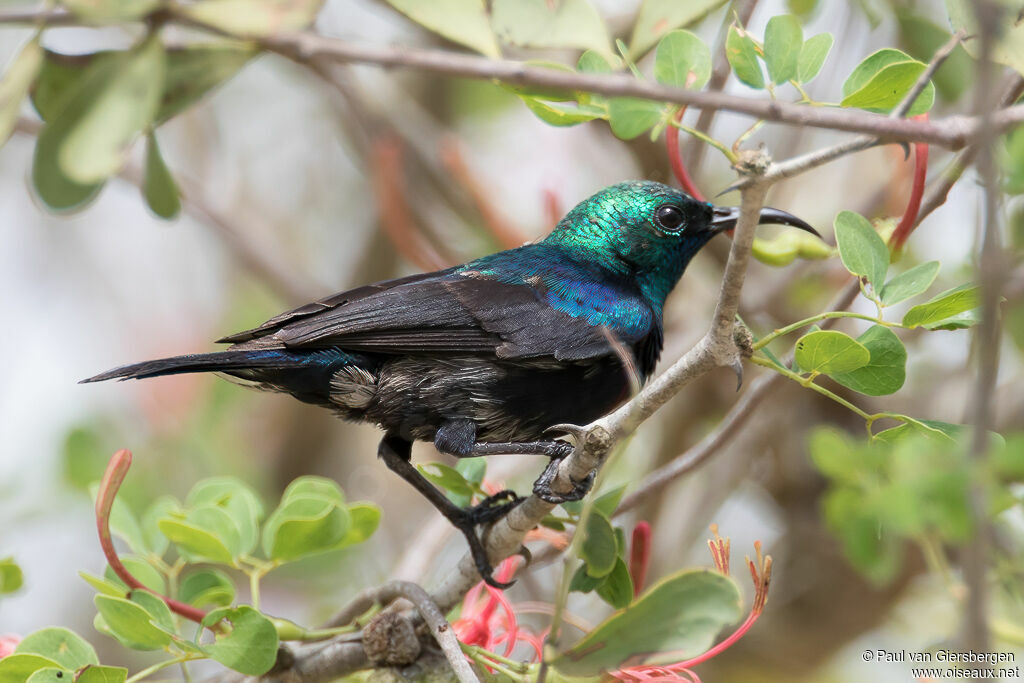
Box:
711, 206, 820, 236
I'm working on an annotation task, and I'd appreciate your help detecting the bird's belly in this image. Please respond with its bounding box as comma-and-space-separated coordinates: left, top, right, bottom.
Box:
361, 355, 632, 444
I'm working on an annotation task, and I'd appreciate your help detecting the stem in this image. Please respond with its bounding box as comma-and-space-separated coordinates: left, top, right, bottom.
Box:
753, 311, 898, 350
667, 113, 737, 167
666, 108, 707, 200
749, 355, 872, 420
126, 655, 200, 683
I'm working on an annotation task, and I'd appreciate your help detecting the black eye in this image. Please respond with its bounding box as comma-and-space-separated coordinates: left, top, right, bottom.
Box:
655, 205, 685, 232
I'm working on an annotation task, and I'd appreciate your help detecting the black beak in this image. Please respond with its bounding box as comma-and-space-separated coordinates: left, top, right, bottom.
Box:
711, 206, 820, 237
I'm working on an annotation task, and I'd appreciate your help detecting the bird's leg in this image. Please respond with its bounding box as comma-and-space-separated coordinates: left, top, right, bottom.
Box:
377, 433, 521, 588
433, 419, 593, 505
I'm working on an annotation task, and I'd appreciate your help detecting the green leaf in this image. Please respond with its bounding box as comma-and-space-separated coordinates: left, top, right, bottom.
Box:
492, 0, 612, 57
0, 655, 62, 683
15, 628, 98, 670
0, 557, 23, 594
607, 98, 664, 140
202, 606, 279, 676
902, 284, 980, 329
592, 486, 626, 518
32, 51, 116, 209
79, 571, 125, 598
763, 15, 802, 85
59, 36, 166, 184
339, 502, 381, 547
880, 261, 940, 306
595, 557, 633, 609
140, 495, 179, 557
281, 476, 345, 505
158, 513, 236, 565
947, 0, 1024, 79
26, 668, 71, 683
794, 330, 871, 375
896, 11, 970, 102
875, 418, 962, 445
455, 458, 486, 486
75, 666, 128, 683
834, 210, 888, 290
104, 555, 166, 594
180, 568, 236, 609
187, 477, 265, 556
629, 0, 728, 60
577, 50, 615, 74
94, 594, 172, 650
797, 33, 833, 83
158, 44, 254, 124
262, 496, 350, 562
569, 562, 603, 593
179, 0, 324, 37
417, 463, 474, 500
61, 0, 158, 21
830, 325, 907, 396
521, 97, 605, 127
726, 25, 764, 89
0, 38, 43, 148
654, 30, 711, 89
580, 510, 617, 578
841, 48, 934, 115
809, 428, 863, 483
127, 590, 176, 634
554, 569, 743, 676
386, 0, 499, 58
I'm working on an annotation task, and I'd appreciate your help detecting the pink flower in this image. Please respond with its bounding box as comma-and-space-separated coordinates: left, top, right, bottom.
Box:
0, 634, 22, 659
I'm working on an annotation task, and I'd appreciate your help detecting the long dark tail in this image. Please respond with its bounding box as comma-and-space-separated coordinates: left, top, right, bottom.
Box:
80, 349, 311, 383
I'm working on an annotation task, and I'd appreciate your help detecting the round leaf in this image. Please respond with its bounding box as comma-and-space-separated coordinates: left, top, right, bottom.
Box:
595, 557, 634, 609
15, 628, 98, 670
580, 510, 617, 578
262, 496, 350, 562
93, 595, 171, 650
629, 0, 727, 60
841, 48, 934, 115
764, 15, 803, 85
339, 503, 381, 547
492, 0, 613, 57
554, 569, 743, 676
180, 568, 236, 608
879, 261, 940, 306
902, 284, 980, 330
607, 98, 664, 140
385, 0, 499, 58
830, 325, 907, 396
654, 30, 711, 89
0, 655, 62, 683
794, 330, 871, 375
798, 33, 833, 83
0, 557, 23, 594
834, 210, 888, 290
202, 606, 279, 676
726, 25, 764, 89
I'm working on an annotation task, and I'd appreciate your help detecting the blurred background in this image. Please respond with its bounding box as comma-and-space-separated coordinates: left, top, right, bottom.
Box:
1, 0, 1022, 680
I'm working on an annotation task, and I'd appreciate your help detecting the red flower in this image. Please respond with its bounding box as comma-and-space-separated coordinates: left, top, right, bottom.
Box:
0, 634, 22, 659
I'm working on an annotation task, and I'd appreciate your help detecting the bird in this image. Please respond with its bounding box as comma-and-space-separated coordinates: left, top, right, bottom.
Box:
83, 180, 816, 587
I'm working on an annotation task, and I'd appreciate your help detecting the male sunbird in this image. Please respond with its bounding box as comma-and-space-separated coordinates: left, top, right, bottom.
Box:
84, 181, 815, 586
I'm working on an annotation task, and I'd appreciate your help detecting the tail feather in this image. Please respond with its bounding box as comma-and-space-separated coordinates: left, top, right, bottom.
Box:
80, 350, 303, 383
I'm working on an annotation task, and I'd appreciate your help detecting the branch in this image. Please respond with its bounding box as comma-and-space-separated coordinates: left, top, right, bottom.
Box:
1, 8, 1017, 148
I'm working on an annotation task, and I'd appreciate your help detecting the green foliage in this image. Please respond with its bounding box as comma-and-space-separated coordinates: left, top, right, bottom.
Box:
834, 210, 889, 292
895, 10, 970, 102
798, 33, 834, 84
0, 557, 23, 594
580, 510, 617, 578
879, 261, 940, 306
0, 38, 43, 147
554, 569, 742, 675
15, 628, 98, 671
179, 0, 325, 37
811, 427, 985, 584
725, 25, 764, 89
94, 593, 173, 650
794, 330, 871, 375
385, 0, 500, 57
947, 0, 1024, 78
201, 606, 280, 675
902, 284, 981, 330
763, 15, 802, 85
492, 0, 612, 57
629, 0, 727, 60
841, 48, 934, 115
830, 325, 907, 396
607, 98, 663, 140
654, 31, 711, 89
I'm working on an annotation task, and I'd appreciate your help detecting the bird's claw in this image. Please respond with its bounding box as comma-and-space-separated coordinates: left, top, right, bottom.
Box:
543, 423, 588, 446
454, 491, 525, 588
532, 456, 595, 504
730, 358, 744, 392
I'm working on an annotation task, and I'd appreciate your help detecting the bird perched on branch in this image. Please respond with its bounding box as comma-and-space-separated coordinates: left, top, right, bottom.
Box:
83, 180, 816, 587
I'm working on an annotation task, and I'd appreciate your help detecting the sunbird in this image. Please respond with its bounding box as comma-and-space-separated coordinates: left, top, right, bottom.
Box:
84, 180, 815, 586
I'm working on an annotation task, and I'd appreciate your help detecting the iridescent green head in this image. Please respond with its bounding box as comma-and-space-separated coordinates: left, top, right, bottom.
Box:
544, 180, 815, 306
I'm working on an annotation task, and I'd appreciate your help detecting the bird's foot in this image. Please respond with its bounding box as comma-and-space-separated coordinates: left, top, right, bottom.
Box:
532, 456, 595, 504
451, 490, 525, 588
